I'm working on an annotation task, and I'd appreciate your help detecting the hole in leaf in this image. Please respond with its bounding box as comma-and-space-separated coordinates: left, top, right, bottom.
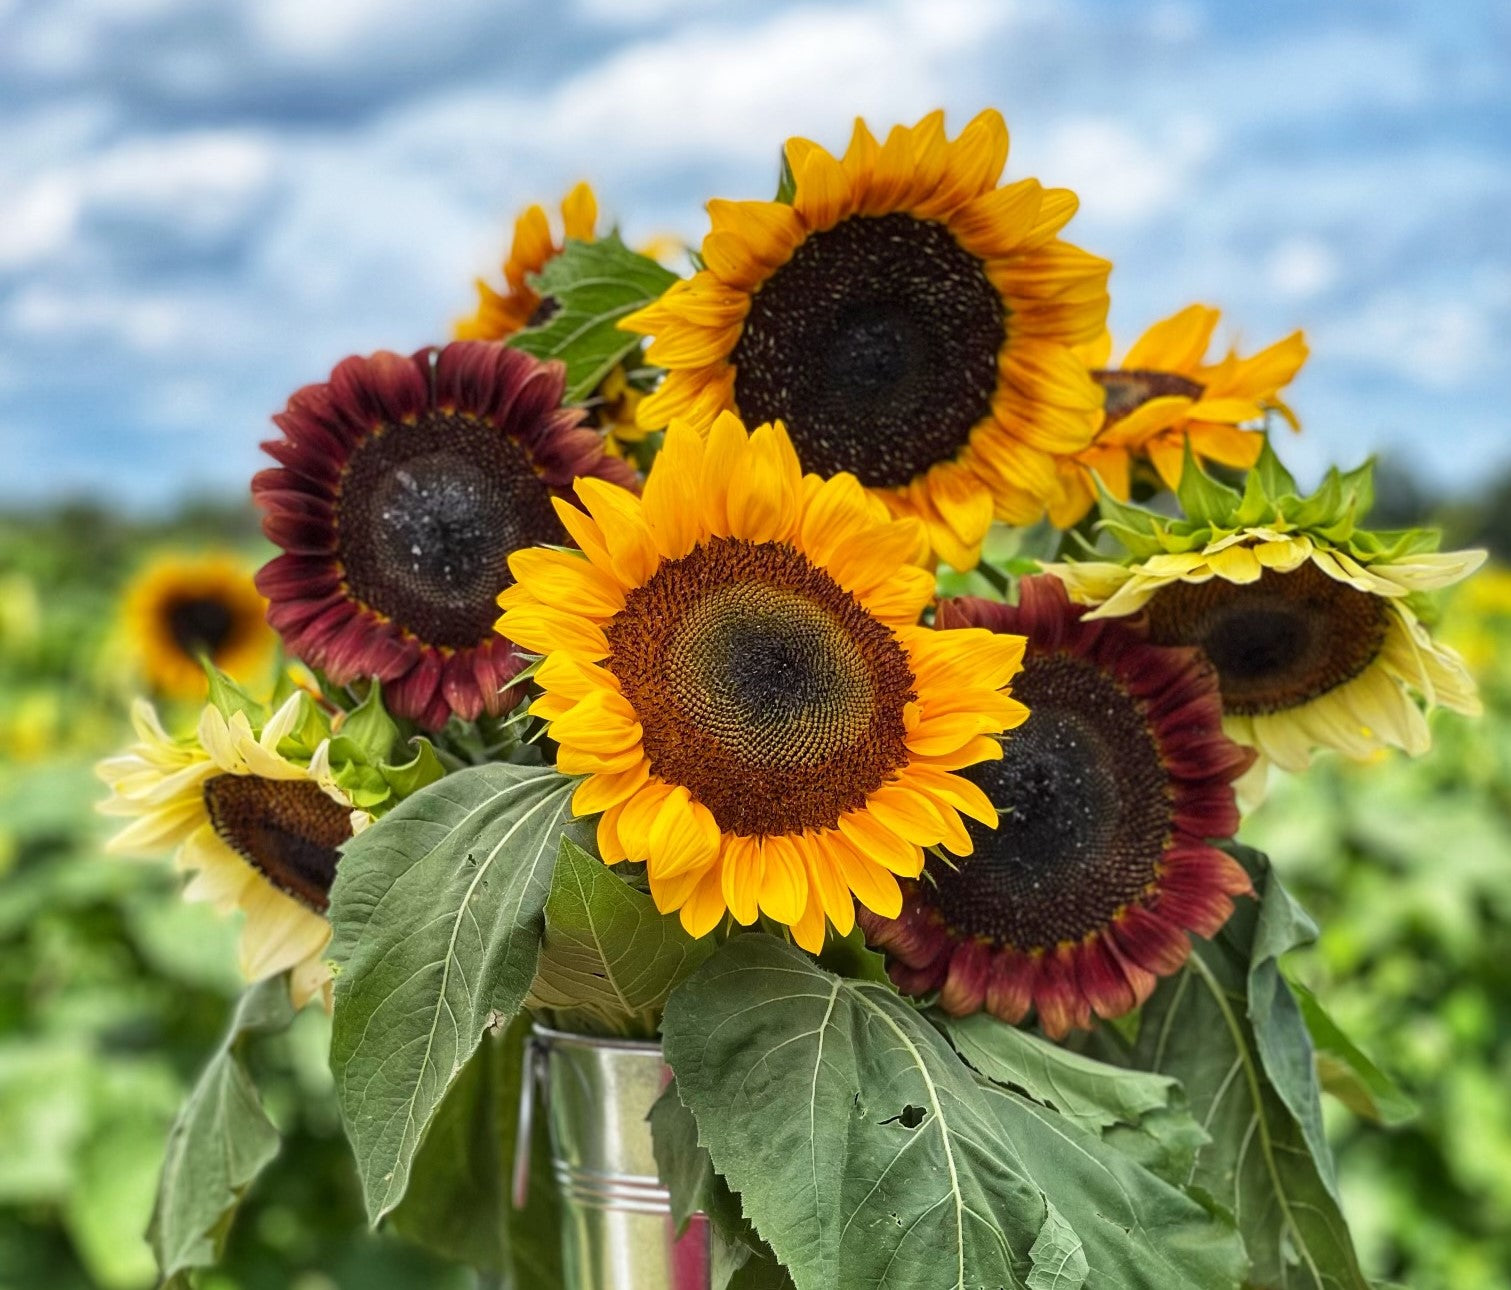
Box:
880, 1104, 928, 1130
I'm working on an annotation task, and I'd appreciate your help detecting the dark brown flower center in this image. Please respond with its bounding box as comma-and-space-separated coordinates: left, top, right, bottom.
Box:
1143, 560, 1390, 715
732, 212, 1004, 489
1093, 369, 1205, 423
202, 773, 353, 913
165, 595, 237, 659
604, 537, 915, 835
336, 411, 565, 649
924, 652, 1171, 950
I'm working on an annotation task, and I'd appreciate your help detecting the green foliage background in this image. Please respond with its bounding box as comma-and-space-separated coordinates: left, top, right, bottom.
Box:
0, 491, 1507, 1289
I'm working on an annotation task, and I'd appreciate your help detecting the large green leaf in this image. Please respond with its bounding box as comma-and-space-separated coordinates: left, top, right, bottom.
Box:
663, 934, 1056, 1289
529, 837, 715, 1037
939, 1011, 1207, 1185
388, 1014, 563, 1285
327, 762, 583, 1224
508, 233, 676, 403
1129, 850, 1368, 1289
149, 978, 294, 1280
978, 1085, 1247, 1290
665, 934, 1242, 1290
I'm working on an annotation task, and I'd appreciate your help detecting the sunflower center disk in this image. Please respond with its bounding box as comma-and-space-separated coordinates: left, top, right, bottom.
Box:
1092, 368, 1205, 424
203, 774, 353, 913
165, 596, 237, 659
1143, 561, 1390, 715
732, 212, 1004, 489
605, 537, 915, 836
926, 654, 1172, 950
336, 412, 564, 648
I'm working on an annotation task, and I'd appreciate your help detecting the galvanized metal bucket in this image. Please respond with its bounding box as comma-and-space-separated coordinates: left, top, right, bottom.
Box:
515, 1024, 710, 1290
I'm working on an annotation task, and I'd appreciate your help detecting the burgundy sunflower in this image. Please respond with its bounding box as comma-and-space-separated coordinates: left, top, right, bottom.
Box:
859, 574, 1255, 1038
253, 342, 636, 728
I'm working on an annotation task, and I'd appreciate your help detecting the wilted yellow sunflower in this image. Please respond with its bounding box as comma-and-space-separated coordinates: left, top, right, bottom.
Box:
1050, 304, 1308, 527
622, 110, 1110, 570
122, 553, 274, 699
1047, 453, 1483, 778
456, 181, 599, 340
498, 414, 1028, 949
97, 694, 368, 1008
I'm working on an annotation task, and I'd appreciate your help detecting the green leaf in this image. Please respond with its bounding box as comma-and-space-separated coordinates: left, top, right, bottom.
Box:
979, 1086, 1246, 1290
1253, 436, 1299, 501
201, 659, 263, 723
388, 1013, 563, 1282
1173, 442, 1242, 526
1128, 849, 1369, 1289
327, 762, 584, 1224
380, 737, 447, 806
650, 1080, 752, 1239
938, 1011, 1207, 1184
509, 234, 677, 404
149, 979, 294, 1279
664, 934, 1050, 1288
528, 835, 716, 1037
774, 148, 797, 204
664, 934, 1237, 1290
337, 682, 401, 765
1293, 983, 1416, 1127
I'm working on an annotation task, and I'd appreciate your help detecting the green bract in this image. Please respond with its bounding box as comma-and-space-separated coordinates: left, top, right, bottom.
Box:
1091, 440, 1444, 566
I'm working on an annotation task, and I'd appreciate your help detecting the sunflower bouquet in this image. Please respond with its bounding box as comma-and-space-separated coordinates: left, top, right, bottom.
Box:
98, 109, 1484, 1290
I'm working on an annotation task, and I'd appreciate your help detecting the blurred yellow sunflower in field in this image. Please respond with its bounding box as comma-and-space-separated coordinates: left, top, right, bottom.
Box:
97, 694, 368, 1008
622, 110, 1110, 570
498, 413, 1028, 950
122, 553, 274, 699
1051, 305, 1308, 526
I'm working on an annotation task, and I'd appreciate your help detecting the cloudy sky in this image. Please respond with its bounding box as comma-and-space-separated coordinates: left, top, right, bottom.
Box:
2, 0, 1507, 507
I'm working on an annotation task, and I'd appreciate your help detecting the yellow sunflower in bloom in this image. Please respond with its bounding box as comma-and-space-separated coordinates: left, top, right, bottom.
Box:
97, 694, 368, 1008
622, 110, 1110, 570
456, 181, 599, 340
1050, 304, 1309, 527
498, 413, 1029, 949
122, 553, 274, 699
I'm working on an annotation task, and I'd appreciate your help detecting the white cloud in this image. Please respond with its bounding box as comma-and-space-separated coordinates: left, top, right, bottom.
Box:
1266, 236, 1340, 300
1323, 293, 1497, 389
1026, 115, 1216, 225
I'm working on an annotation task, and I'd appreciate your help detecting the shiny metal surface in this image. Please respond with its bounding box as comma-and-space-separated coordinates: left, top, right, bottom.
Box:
529, 1024, 710, 1290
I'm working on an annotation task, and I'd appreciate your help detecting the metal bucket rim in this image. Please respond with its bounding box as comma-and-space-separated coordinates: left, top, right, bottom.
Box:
531, 1021, 665, 1055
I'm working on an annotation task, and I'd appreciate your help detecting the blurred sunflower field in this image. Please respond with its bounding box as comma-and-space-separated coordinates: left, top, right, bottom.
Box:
1, 481, 1508, 1290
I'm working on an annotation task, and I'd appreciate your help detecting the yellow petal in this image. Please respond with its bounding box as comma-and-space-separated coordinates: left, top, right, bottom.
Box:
647, 787, 721, 879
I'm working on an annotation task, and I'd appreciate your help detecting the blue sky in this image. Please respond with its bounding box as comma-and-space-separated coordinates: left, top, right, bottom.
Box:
1, 0, 1507, 507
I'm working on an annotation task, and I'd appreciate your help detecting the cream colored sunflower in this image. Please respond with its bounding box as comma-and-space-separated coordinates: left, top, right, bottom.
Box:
498, 413, 1028, 950
622, 110, 1109, 570
1046, 451, 1483, 779
97, 693, 368, 1008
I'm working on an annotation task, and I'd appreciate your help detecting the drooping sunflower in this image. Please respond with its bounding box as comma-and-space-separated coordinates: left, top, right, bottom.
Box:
498, 413, 1029, 949
253, 341, 636, 729
1050, 304, 1308, 527
453, 183, 647, 456
122, 553, 274, 699
621, 110, 1110, 570
456, 181, 599, 340
1047, 449, 1484, 777
97, 693, 367, 1008
859, 575, 1254, 1038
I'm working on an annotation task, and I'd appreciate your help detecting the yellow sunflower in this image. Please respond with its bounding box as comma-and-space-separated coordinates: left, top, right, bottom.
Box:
621, 110, 1110, 570
498, 413, 1029, 950
1047, 456, 1484, 777
97, 694, 368, 1008
456, 181, 598, 340
122, 553, 274, 700
1050, 304, 1308, 526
